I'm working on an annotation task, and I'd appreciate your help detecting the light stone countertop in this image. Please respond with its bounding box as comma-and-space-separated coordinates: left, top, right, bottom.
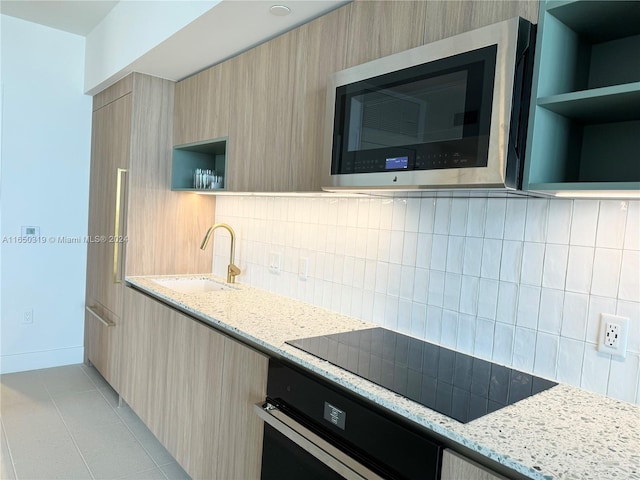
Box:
127, 274, 640, 480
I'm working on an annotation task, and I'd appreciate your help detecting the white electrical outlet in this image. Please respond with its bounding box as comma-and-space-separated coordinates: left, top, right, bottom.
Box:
269, 252, 282, 275
597, 313, 629, 359
22, 309, 33, 325
299, 257, 309, 281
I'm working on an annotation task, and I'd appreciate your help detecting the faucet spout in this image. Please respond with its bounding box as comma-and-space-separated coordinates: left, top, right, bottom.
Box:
200, 223, 241, 284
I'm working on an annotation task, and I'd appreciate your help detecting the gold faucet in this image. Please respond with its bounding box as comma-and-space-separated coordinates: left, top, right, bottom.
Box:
200, 223, 241, 284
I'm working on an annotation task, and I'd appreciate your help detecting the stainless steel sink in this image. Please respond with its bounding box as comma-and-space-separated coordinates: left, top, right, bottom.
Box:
151, 277, 231, 294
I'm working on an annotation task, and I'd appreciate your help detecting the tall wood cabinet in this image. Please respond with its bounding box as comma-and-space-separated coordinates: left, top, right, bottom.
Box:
121, 287, 268, 480
84, 73, 216, 390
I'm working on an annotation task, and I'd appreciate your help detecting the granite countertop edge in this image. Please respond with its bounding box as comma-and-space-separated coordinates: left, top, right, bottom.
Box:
126, 274, 640, 480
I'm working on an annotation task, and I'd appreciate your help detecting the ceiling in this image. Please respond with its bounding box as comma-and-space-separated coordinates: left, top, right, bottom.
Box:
0, 0, 348, 93
0, 0, 119, 36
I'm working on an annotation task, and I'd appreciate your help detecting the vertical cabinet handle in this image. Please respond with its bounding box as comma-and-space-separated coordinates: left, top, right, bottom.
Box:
113, 168, 128, 284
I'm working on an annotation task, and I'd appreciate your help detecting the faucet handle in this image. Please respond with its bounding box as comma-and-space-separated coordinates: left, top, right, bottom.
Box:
227, 263, 241, 283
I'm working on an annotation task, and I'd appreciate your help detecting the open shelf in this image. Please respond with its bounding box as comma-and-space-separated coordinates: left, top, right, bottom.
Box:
171, 138, 227, 192
523, 1, 640, 195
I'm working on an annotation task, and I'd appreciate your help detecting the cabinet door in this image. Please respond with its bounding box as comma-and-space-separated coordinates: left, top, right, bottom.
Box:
441, 449, 508, 480
85, 93, 132, 317
121, 287, 268, 480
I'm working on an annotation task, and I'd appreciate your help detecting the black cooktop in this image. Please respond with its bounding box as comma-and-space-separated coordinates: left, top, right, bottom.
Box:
287, 328, 557, 424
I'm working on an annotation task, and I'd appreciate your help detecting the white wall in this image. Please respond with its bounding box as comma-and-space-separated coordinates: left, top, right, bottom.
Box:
214, 195, 640, 405
0, 15, 92, 373
84, 0, 218, 94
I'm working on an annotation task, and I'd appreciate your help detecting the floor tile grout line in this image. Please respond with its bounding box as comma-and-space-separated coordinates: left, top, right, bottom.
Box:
41, 366, 97, 480
90, 374, 177, 478
1, 417, 19, 480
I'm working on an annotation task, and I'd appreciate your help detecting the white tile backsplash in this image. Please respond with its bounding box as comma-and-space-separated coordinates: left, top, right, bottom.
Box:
215, 196, 640, 405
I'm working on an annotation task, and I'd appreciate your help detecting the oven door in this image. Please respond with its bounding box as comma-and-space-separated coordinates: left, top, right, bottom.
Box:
256, 402, 385, 480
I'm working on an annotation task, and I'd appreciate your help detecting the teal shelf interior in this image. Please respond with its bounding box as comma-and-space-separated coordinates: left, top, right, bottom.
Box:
524, 1, 640, 193
171, 138, 227, 191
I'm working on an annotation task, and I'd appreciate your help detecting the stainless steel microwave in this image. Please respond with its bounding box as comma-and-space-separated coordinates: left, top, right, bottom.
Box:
323, 17, 536, 192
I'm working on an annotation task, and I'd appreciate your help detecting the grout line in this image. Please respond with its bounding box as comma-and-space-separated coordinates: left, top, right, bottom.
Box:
1, 418, 19, 480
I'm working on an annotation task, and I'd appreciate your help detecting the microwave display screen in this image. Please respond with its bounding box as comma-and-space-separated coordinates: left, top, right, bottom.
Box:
385, 156, 409, 170
332, 45, 496, 175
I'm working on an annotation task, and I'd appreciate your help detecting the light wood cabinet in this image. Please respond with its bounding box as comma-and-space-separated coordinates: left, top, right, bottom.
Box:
121, 287, 268, 480
441, 449, 508, 480
84, 73, 216, 386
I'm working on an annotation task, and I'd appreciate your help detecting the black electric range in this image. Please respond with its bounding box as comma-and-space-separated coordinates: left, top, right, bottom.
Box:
286, 328, 557, 424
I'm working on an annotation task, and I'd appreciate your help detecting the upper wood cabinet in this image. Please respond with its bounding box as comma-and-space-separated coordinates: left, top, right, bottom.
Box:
172, 0, 539, 193
85, 73, 216, 382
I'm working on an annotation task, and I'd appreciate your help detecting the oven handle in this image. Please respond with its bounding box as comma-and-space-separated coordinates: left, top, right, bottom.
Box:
254, 402, 386, 480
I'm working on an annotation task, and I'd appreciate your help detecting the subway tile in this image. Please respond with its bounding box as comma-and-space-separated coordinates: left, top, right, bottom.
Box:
363, 260, 376, 292
504, 200, 527, 241
524, 198, 549, 242
418, 198, 436, 233
619, 250, 640, 302
434, 197, 452, 234
397, 299, 412, 335
443, 273, 462, 311
340, 285, 353, 315
415, 233, 433, 269
350, 288, 363, 319
466, 198, 487, 237
520, 242, 545, 286
607, 354, 640, 404
512, 327, 536, 372
441, 310, 459, 348
400, 266, 415, 300
355, 228, 368, 259
516, 285, 541, 330
385, 295, 400, 329
591, 248, 622, 298
446, 236, 465, 274
450, 198, 469, 236
556, 337, 585, 386
500, 241, 523, 283
387, 263, 402, 297
484, 198, 507, 239
356, 198, 370, 229
456, 314, 476, 355
480, 238, 502, 280
391, 198, 407, 231
570, 200, 599, 246
405, 198, 420, 233
492, 323, 515, 366
459, 276, 480, 316
538, 288, 564, 335
379, 199, 394, 230
565, 246, 594, 294
596, 201, 628, 249
617, 301, 640, 354
374, 262, 389, 294
430, 235, 449, 271
534, 332, 559, 379
624, 201, 639, 250
496, 281, 518, 325
581, 346, 611, 395
547, 199, 572, 244
462, 237, 483, 277
344, 227, 358, 257
402, 232, 418, 266
586, 296, 618, 345
426, 306, 443, 342
562, 292, 589, 341
368, 198, 382, 229
474, 318, 495, 360
410, 302, 427, 338
348, 257, 361, 288
389, 230, 404, 264
413, 268, 429, 304
477, 278, 499, 320
542, 244, 568, 290
361, 290, 375, 324
377, 229, 391, 263
372, 292, 387, 325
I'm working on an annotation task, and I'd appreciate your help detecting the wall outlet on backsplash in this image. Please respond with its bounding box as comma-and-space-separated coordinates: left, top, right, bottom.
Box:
269, 252, 282, 275
597, 314, 629, 360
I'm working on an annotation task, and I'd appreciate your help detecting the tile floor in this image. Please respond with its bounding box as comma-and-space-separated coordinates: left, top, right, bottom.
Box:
0, 364, 192, 480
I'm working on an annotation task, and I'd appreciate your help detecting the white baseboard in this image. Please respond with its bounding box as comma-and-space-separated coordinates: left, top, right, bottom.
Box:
0, 346, 84, 374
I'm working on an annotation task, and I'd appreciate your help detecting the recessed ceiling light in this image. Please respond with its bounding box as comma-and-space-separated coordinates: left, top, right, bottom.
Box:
269, 5, 291, 16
